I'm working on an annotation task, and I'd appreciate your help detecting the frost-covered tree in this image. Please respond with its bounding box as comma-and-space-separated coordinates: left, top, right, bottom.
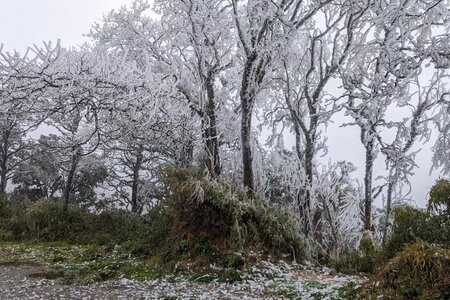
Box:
30, 46, 146, 211
0, 108, 30, 195
90, 0, 234, 178
341, 0, 450, 231
101, 87, 189, 214
232, 0, 334, 196
311, 161, 363, 259
156, 0, 235, 177
432, 89, 450, 175
380, 72, 450, 242
11, 139, 63, 202
11, 135, 107, 208
0, 44, 59, 194
263, 1, 370, 235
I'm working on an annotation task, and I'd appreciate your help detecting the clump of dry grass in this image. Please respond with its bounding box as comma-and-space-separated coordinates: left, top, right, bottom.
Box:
162, 167, 305, 263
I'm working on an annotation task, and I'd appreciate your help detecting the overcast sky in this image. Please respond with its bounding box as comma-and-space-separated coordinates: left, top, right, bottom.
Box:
0, 0, 133, 52
0, 0, 442, 208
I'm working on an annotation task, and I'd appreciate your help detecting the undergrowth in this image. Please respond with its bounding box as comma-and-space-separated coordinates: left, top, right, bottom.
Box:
367, 241, 450, 299
0, 199, 148, 246
0, 167, 305, 278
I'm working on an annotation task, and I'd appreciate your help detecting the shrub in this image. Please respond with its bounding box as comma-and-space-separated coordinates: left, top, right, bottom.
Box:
23, 200, 88, 241
0, 199, 150, 245
1, 167, 306, 276
332, 232, 380, 274
429, 179, 450, 216
0, 194, 11, 218
123, 203, 174, 258
384, 206, 450, 259
332, 251, 373, 274
85, 210, 147, 245
374, 241, 450, 299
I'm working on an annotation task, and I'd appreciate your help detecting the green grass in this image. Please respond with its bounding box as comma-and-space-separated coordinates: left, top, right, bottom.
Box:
0, 242, 160, 284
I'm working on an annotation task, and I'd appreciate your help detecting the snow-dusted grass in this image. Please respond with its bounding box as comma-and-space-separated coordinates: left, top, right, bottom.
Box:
0, 242, 366, 299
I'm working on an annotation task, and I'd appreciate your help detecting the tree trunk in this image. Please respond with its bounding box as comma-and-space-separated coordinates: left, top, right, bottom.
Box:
240, 53, 267, 197
205, 72, 221, 178
363, 140, 374, 231
302, 135, 315, 236
241, 105, 255, 197
131, 147, 143, 214
62, 147, 81, 212
240, 57, 257, 196
0, 128, 10, 195
0, 169, 6, 195
382, 177, 395, 243
178, 133, 194, 168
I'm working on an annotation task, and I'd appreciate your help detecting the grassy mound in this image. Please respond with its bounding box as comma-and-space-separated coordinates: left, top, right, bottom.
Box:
149, 167, 305, 272
370, 241, 450, 299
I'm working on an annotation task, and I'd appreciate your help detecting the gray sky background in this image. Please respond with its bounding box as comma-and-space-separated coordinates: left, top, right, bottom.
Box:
0, 0, 443, 208
0, 0, 133, 52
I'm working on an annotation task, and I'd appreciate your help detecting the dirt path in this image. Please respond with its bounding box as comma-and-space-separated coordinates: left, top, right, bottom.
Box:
0, 265, 273, 300
0, 265, 124, 299
0, 263, 364, 299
